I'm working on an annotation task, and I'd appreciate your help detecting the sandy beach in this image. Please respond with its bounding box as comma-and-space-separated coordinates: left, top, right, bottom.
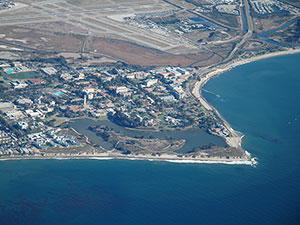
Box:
192, 47, 300, 154
0, 151, 257, 166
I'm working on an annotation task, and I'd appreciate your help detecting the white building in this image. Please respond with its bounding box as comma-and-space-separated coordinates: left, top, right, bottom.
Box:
17, 98, 33, 105
171, 85, 186, 99
116, 86, 129, 94
146, 79, 158, 87
41, 67, 57, 75
5, 110, 24, 119
0, 102, 15, 112
25, 109, 45, 119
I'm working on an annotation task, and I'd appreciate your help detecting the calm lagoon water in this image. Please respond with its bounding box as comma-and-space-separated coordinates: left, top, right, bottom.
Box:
0, 54, 300, 225
68, 118, 227, 152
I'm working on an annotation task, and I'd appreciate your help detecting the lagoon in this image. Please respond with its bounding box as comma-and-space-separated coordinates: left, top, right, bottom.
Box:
68, 118, 227, 153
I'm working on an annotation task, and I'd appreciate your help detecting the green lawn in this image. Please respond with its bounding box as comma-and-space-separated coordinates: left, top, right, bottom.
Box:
132, 94, 139, 100
0, 83, 10, 88
165, 24, 178, 31
160, 125, 172, 130
158, 112, 167, 120
5, 71, 39, 79
45, 115, 69, 126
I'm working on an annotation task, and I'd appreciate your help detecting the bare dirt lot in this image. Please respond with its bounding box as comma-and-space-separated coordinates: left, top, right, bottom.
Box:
253, 14, 296, 33
0, 26, 84, 52
86, 37, 216, 66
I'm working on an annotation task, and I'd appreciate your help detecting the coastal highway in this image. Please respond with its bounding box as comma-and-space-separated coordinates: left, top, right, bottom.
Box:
243, 0, 254, 33
225, 0, 254, 62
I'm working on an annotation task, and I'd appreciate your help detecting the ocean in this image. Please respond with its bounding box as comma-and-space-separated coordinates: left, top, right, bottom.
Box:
0, 54, 300, 225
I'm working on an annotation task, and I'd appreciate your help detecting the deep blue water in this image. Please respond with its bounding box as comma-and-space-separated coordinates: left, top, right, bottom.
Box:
1, 54, 300, 225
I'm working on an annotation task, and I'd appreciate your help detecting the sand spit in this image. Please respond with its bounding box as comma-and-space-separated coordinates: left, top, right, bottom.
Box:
0, 152, 257, 166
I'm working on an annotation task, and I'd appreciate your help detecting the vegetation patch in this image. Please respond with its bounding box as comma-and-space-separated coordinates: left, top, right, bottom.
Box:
5, 71, 39, 79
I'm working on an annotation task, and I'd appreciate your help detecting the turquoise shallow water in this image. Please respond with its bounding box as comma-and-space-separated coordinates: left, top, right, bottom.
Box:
0, 54, 300, 225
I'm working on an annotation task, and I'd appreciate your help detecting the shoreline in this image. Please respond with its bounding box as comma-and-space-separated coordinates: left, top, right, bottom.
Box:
2, 49, 298, 166
0, 152, 257, 166
193, 48, 300, 158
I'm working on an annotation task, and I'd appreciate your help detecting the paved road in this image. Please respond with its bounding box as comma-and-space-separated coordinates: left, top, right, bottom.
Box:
225, 0, 254, 62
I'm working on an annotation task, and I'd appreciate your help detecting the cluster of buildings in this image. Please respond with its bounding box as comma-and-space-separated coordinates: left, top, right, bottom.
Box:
216, 4, 239, 15
0, 62, 49, 88
130, 12, 217, 37
30, 128, 79, 150
78, 66, 194, 128
195, 0, 240, 15
0, 1, 14, 10
250, 0, 300, 15
0, 129, 15, 155
0, 57, 221, 155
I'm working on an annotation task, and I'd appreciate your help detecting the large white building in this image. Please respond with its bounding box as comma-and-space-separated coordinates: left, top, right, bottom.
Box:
41, 67, 57, 75
0, 102, 15, 112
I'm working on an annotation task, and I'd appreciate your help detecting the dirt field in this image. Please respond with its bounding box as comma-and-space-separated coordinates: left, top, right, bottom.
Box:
86, 36, 216, 66
191, 54, 222, 67
279, 0, 300, 8
0, 26, 83, 52
0, 23, 220, 67
253, 14, 296, 33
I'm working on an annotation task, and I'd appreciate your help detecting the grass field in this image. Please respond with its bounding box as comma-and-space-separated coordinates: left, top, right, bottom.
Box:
45, 115, 69, 126
5, 71, 39, 79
